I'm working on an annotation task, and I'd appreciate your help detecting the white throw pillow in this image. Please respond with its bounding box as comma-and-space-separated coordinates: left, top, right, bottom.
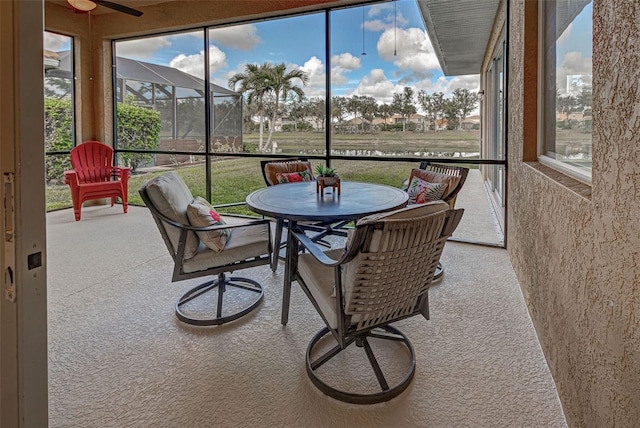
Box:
186, 197, 231, 252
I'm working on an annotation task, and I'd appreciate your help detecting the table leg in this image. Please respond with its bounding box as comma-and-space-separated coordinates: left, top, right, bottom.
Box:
282, 220, 298, 326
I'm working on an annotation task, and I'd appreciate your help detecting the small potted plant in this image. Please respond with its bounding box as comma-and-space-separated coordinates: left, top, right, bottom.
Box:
315, 164, 341, 195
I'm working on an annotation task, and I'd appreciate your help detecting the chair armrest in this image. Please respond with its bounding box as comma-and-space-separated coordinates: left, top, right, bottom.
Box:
212, 202, 247, 209
113, 166, 131, 182
149, 205, 269, 233
188, 218, 270, 233
291, 228, 343, 267
64, 170, 78, 185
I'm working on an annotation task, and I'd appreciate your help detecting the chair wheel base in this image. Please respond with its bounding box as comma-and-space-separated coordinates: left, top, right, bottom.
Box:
305, 325, 416, 404
175, 275, 263, 326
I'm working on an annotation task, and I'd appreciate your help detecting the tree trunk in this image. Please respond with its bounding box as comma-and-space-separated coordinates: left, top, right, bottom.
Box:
265, 97, 280, 152
258, 109, 265, 151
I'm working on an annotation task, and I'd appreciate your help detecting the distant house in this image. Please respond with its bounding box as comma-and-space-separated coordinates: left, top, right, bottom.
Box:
461, 115, 481, 130
388, 113, 425, 125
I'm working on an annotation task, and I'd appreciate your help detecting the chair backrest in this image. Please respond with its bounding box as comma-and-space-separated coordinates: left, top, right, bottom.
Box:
70, 141, 115, 184
260, 157, 313, 186
339, 202, 463, 332
409, 161, 469, 208
139, 172, 200, 261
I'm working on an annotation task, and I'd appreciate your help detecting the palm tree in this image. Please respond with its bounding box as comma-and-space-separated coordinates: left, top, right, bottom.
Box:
263, 63, 309, 152
228, 63, 271, 151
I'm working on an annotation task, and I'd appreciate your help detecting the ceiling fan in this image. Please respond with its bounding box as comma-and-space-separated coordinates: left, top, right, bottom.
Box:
67, 0, 144, 17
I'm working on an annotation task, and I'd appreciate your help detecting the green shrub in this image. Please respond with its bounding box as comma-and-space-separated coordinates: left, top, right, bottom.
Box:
243, 142, 258, 153
44, 98, 73, 184
117, 98, 161, 172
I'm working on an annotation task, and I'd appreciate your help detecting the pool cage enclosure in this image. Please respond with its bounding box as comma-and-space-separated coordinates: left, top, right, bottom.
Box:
46, 51, 244, 168
114, 56, 242, 168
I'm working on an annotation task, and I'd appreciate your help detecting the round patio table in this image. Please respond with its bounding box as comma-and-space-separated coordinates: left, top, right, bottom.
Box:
246, 181, 408, 325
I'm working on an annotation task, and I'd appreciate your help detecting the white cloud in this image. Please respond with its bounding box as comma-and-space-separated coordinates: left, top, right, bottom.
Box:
368, 3, 393, 17
44, 33, 70, 51
446, 75, 481, 93
332, 52, 361, 70
377, 27, 440, 79
414, 74, 480, 97
291, 56, 326, 98
209, 25, 261, 50
331, 52, 361, 85
364, 12, 408, 32
169, 45, 227, 78
352, 68, 396, 102
556, 51, 592, 95
116, 37, 172, 59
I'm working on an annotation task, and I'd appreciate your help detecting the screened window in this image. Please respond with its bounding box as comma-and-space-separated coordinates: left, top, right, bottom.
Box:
540, 0, 593, 181
44, 31, 76, 210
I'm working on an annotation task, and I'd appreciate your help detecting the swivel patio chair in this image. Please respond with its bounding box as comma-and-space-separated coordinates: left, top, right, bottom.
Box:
291, 201, 464, 404
64, 141, 131, 221
140, 172, 272, 326
405, 161, 469, 279
260, 158, 346, 271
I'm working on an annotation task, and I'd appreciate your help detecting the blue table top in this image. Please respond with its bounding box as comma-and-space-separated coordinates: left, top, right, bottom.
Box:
246, 181, 408, 222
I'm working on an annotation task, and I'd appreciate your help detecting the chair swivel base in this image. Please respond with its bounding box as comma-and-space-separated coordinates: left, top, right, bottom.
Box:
433, 262, 444, 281
305, 325, 416, 404
175, 273, 263, 326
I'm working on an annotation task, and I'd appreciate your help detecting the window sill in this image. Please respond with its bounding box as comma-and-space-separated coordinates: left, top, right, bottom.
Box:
524, 161, 592, 200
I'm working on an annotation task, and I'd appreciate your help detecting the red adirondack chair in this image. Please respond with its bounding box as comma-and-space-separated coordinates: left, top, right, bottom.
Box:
64, 141, 131, 221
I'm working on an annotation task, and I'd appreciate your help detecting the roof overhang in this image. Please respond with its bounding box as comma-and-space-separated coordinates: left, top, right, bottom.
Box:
417, 0, 501, 76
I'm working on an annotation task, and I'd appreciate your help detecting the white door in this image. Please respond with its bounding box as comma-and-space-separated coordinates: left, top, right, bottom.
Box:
0, 1, 49, 426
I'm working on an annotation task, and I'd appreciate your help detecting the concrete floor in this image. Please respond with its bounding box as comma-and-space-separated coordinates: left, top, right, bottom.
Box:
46, 205, 565, 427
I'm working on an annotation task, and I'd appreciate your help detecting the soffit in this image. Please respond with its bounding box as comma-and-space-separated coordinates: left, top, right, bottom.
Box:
416, 0, 501, 76
48, 0, 372, 16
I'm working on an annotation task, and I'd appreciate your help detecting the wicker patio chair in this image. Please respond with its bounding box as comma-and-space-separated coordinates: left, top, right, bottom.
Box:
405, 161, 469, 279
408, 161, 469, 209
291, 201, 464, 404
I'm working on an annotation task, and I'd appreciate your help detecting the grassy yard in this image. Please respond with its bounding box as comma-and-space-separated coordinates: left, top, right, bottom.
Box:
245, 129, 481, 154
46, 130, 481, 213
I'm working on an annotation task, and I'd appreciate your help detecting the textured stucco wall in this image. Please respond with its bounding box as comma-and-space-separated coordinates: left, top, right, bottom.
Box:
508, 0, 640, 426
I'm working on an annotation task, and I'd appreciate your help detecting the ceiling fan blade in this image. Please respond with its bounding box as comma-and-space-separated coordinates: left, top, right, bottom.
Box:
93, 0, 143, 17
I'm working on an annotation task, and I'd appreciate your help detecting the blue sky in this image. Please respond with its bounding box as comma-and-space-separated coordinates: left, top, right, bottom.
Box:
555, 2, 592, 95
44, 1, 592, 104
108, 0, 479, 104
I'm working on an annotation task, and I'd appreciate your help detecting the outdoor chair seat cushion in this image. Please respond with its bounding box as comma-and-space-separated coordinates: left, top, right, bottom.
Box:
297, 249, 345, 329
145, 172, 200, 259
182, 216, 270, 274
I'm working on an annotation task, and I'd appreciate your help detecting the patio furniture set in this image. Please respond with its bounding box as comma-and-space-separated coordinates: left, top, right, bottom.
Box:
65, 140, 468, 405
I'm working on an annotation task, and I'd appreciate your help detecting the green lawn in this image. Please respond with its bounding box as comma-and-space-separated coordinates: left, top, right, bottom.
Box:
46, 130, 481, 213
245, 129, 481, 154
